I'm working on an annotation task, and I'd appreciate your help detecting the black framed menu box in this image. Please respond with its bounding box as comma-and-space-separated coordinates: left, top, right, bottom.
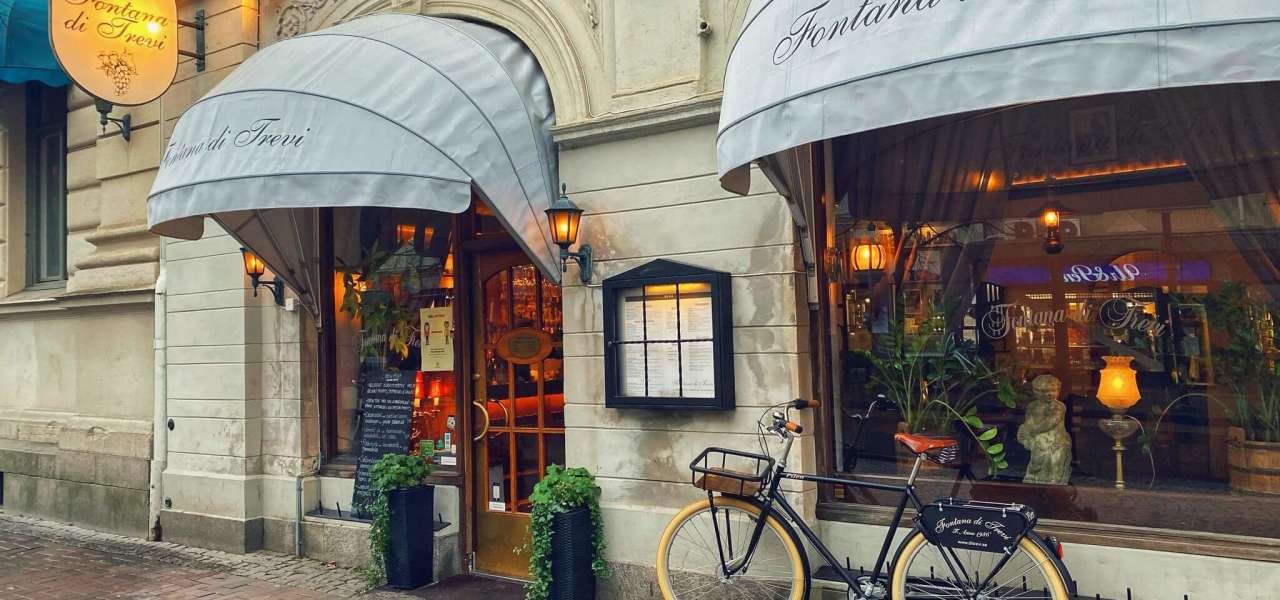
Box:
602, 259, 734, 410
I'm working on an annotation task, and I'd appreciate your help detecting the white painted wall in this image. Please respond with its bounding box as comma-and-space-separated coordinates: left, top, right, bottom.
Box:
820, 519, 1280, 600
558, 123, 814, 571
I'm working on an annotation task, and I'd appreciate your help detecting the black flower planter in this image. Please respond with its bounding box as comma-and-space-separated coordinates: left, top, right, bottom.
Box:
385, 485, 434, 589
549, 505, 596, 600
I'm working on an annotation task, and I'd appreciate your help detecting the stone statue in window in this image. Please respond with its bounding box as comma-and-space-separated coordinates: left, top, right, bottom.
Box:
1017, 374, 1072, 485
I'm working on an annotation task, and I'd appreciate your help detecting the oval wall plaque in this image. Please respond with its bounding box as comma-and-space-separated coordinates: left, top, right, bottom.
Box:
497, 327, 553, 365
50, 0, 179, 105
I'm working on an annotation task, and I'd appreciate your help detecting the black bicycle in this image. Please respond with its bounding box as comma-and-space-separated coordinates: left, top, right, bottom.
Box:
655, 399, 1075, 600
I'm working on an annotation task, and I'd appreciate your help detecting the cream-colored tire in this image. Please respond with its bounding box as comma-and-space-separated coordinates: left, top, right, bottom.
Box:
656, 496, 808, 600
890, 529, 1071, 599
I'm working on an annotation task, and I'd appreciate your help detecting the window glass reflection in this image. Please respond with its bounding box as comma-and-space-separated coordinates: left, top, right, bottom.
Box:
832, 82, 1280, 538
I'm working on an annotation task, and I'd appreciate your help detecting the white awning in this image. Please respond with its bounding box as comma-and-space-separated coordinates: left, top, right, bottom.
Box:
718, 0, 1280, 194
148, 14, 559, 313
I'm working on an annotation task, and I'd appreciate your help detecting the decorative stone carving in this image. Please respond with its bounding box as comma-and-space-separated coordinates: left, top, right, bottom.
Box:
1017, 374, 1073, 485
582, 0, 598, 28
276, 0, 335, 39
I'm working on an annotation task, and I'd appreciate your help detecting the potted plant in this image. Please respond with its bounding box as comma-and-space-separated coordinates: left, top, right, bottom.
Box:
858, 303, 1018, 475
1143, 284, 1280, 493
1203, 284, 1280, 494
363, 440, 435, 589
523, 465, 608, 600
339, 240, 421, 362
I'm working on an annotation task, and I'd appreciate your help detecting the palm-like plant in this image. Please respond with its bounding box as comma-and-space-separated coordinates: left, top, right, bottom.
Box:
859, 302, 1020, 474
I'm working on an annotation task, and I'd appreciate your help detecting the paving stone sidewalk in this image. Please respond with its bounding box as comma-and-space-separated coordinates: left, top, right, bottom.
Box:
0, 509, 418, 599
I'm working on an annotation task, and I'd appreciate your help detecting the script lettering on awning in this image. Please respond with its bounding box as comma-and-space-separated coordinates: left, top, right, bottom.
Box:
161, 118, 311, 168
774, 0, 964, 65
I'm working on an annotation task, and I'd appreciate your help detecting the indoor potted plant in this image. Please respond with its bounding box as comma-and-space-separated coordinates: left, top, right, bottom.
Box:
1143, 284, 1280, 493
364, 440, 435, 589
1204, 284, 1280, 494
858, 304, 1017, 475
523, 465, 608, 600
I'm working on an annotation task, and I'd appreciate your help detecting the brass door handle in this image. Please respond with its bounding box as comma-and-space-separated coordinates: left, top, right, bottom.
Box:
472, 400, 491, 442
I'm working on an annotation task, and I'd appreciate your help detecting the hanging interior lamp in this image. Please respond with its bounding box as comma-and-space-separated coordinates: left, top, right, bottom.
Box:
850, 223, 887, 273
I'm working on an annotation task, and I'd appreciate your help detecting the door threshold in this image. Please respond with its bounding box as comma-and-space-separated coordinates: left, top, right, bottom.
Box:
466, 571, 529, 584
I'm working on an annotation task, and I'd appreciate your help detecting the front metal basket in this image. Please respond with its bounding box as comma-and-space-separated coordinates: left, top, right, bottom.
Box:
690, 447, 775, 497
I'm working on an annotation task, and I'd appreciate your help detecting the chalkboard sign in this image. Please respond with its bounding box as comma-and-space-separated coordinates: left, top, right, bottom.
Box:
352, 370, 417, 516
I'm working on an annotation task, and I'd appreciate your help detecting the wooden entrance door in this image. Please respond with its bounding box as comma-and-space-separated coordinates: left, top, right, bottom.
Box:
471, 251, 565, 578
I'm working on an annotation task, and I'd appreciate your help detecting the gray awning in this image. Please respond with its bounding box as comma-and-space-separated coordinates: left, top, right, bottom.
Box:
718, 0, 1280, 194
148, 14, 559, 313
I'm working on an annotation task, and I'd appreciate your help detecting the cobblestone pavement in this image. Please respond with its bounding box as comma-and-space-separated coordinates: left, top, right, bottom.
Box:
0, 510, 423, 599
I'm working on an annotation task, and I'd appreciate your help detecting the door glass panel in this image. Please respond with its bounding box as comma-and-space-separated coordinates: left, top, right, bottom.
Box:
484, 270, 510, 345
542, 279, 562, 335
486, 430, 511, 512
515, 433, 540, 513
544, 348, 566, 428
512, 265, 539, 328
544, 434, 566, 471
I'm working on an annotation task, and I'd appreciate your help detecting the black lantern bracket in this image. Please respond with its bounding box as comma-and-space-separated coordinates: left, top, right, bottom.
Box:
177, 10, 206, 72
249, 272, 286, 306
560, 244, 593, 284
94, 99, 131, 141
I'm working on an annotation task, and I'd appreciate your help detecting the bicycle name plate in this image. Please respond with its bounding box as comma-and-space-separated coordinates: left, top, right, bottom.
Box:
918, 498, 1036, 554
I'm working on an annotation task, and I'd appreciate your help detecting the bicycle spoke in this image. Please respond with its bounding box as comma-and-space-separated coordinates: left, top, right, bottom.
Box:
660, 503, 799, 600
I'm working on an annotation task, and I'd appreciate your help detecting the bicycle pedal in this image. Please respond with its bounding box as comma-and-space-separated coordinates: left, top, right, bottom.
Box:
847, 577, 886, 599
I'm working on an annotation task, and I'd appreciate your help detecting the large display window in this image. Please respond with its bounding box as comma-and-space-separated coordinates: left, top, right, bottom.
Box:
826, 82, 1280, 538
324, 207, 459, 468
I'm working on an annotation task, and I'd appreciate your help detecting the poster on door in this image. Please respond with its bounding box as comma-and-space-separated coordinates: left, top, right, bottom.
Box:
420, 307, 454, 371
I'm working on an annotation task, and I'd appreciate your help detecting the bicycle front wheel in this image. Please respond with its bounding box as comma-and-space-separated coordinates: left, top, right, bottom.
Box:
890, 529, 1071, 600
656, 496, 808, 600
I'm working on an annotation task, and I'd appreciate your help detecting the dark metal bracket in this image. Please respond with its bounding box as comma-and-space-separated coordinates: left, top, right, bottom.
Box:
94, 99, 131, 141
177, 9, 206, 72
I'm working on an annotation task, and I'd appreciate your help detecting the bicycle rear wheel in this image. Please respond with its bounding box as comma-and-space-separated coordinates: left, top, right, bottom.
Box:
655, 496, 808, 600
890, 529, 1071, 599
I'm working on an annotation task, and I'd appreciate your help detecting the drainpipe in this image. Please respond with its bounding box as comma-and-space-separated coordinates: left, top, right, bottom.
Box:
295, 465, 318, 556
149, 241, 168, 541
295, 319, 321, 556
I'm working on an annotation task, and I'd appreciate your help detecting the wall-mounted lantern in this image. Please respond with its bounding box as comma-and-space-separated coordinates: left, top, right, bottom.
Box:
1040, 204, 1064, 255
240, 248, 285, 306
545, 184, 593, 284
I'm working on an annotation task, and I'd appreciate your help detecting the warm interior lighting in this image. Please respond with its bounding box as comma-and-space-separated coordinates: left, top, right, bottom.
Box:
1041, 206, 1061, 228
395, 224, 417, 246
1096, 356, 1140, 412
440, 254, 455, 290
1012, 160, 1188, 186
146, 21, 162, 34
414, 371, 425, 409
850, 241, 886, 272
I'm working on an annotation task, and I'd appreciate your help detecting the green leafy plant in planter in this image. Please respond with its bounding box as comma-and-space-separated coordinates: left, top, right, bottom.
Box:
339, 241, 418, 361
362, 440, 434, 588
858, 303, 1019, 475
521, 465, 608, 600
1140, 284, 1280, 489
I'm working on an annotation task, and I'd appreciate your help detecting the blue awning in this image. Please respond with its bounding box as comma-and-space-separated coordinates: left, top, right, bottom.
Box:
0, 0, 69, 86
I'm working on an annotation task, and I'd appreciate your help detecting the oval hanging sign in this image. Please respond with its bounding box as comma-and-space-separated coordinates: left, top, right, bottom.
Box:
496, 327, 554, 365
49, 0, 179, 106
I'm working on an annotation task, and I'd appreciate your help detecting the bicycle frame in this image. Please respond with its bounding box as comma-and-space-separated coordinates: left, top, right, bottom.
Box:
708, 436, 970, 599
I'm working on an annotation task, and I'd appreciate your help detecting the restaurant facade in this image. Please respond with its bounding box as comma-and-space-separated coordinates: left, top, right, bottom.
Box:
1, 0, 1279, 598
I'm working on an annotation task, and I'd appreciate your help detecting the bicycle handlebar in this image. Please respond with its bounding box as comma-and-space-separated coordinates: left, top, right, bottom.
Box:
791, 398, 819, 410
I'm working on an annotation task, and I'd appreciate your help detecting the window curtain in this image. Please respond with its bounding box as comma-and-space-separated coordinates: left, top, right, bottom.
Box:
836, 112, 1010, 321
1155, 83, 1280, 301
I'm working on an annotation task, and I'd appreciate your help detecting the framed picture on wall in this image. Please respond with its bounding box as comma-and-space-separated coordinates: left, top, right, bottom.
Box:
1069, 105, 1118, 164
